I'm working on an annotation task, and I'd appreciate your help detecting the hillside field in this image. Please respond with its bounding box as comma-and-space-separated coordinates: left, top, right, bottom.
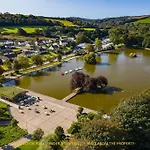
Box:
0, 26, 47, 34
83, 28, 96, 31
134, 17, 150, 23
52, 19, 77, 26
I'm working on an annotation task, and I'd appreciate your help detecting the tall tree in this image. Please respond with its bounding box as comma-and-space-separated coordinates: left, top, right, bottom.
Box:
94, 38, 102, 51
111, 89, 150, 149
17, 55, 30, 68
12, 59, 20, 71
32, 55, 43, 65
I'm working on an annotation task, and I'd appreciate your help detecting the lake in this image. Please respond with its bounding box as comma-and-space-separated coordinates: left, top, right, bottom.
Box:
18, 49, 150, 113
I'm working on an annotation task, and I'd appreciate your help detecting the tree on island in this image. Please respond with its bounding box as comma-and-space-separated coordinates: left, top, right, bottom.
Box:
70, 72, 108, 92
84, 52, 96, 65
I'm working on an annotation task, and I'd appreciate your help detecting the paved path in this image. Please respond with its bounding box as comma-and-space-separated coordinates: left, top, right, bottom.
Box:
0, 135, 31, 150
0, 99, 18, 109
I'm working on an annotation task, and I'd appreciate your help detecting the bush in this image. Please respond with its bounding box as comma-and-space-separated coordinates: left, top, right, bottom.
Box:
67, 122, 81, 134
87, 112, 96, 120
32, 128, 44, 141
54, 126, 65, 141
11, 119, 18, 127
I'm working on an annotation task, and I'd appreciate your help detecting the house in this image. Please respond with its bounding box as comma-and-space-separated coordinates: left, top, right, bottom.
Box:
4, 52, 17, 59
102, 43, 114, 50
67, 37, 75, 41
22, 49, 36, 57
49, 43, 59, 50
76, 43, 88, 49
59, 36, 68, 46
59, 39, 68, 46
38, 47, 47, 54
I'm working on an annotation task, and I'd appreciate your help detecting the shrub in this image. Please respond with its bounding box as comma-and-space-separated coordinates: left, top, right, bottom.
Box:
54, 126, 65, 141
32, 128, 44, 141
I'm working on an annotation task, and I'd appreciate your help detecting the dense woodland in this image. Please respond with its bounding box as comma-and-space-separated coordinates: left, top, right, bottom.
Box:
109, 23, 150, 48
66, 16, 149, 28
0, 13, 62, 26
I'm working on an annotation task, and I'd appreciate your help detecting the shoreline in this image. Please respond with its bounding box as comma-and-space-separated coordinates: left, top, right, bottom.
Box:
3, 55, 80, 81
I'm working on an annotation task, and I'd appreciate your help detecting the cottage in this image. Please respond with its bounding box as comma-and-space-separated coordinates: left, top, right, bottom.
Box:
4, 52, 17, 59
22, 49, 35, 57
49, 43, 59, 50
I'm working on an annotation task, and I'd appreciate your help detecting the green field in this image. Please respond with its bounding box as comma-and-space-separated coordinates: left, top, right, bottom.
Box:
0, 26, 47, 34
83, 28, 96, 31
15, 140, 39, 150
0, 125, 27, 147
0, 101, 11, 120
135, 17, 150, 23
53, 19, 77, 26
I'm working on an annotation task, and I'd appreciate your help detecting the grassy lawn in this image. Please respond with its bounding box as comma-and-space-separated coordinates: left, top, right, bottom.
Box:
1, 65, 9, 71
12, 48, 22, 52
15, 140, 39, 150
0, 26, 47, 34
0, 86, 25, 100
0, 102, 11, 120
135, 17, 150, 23
0, 125, 27, 147
83, 28, 96, 31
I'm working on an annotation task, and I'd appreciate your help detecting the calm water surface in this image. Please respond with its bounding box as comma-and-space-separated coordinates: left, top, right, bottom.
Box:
18, 49, 150, 113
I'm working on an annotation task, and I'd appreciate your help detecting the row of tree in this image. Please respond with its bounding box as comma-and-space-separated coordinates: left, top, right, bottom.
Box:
67, 16, 149, 28
0, 13, 61, 26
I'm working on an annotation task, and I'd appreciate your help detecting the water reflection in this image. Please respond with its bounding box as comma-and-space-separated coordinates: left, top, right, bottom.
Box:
84, 63, 96, 75
108, 54, 119, 63
18, 77, 31, 88
96, 56, 101, 63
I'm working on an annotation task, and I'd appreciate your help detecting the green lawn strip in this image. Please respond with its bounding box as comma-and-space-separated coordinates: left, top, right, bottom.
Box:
19, 55, 75, 74
0, 26, 47, 34
0, 125, 27, 147
83, 28, 96, 31
0, 101, 12, 120
49, 52, 58, 57
1, 65, 9, 71
19, 62, 59, 74
12, 48, 22, 52
15, 140, 39, 150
